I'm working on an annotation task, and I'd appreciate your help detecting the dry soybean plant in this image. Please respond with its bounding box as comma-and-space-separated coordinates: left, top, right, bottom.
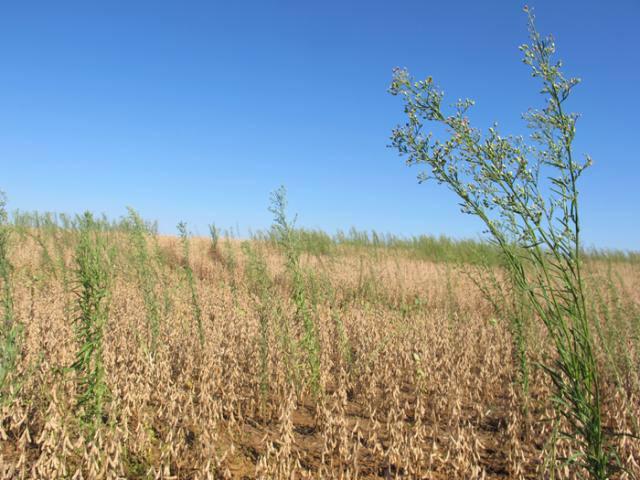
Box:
0, 205, 637, 478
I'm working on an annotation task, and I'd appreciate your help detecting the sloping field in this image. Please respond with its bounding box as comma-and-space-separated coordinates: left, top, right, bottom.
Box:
1, 225, 639, 479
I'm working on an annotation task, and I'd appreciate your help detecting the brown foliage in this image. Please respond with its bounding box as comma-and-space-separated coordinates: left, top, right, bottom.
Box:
0, 235, 638, 479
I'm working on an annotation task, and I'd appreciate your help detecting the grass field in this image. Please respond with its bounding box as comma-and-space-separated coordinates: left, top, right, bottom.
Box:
0, 213, 638, 479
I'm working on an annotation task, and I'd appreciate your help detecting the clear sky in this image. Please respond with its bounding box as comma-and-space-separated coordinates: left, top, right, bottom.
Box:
1, 1, 638, 249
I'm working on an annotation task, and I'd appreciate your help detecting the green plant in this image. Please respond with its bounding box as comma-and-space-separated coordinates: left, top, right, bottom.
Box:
209, 223, 220, 253
589, 266, 640, 400
329, 296, 352, 370
127, 208, 161, 357
464, 249, 533, 419
53, 224, 73, 324
72, 212, 112, 426
177, 221, 204, 348
150, 234, 175, 321
30, 216, 57, 277
242, 242, 272, 399
0, 192, 21, 402
269, 186, 321, 396
389, 9, 616, 478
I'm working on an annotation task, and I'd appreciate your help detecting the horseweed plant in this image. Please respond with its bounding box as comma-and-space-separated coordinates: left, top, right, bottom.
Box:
241, 241, 272, 400
72, 212, 112, 426
390, 9, 615, 478
53, 221, 73, 324
208, 223, 220, 255
464, 250, 533, 419
177, 222, 204, 348
269, 186, 321, 396
0, 192, 21, 402
127, 207, 161, 357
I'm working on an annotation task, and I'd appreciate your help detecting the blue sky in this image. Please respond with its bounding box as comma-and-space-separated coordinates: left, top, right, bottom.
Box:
1, 1, 638, 249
